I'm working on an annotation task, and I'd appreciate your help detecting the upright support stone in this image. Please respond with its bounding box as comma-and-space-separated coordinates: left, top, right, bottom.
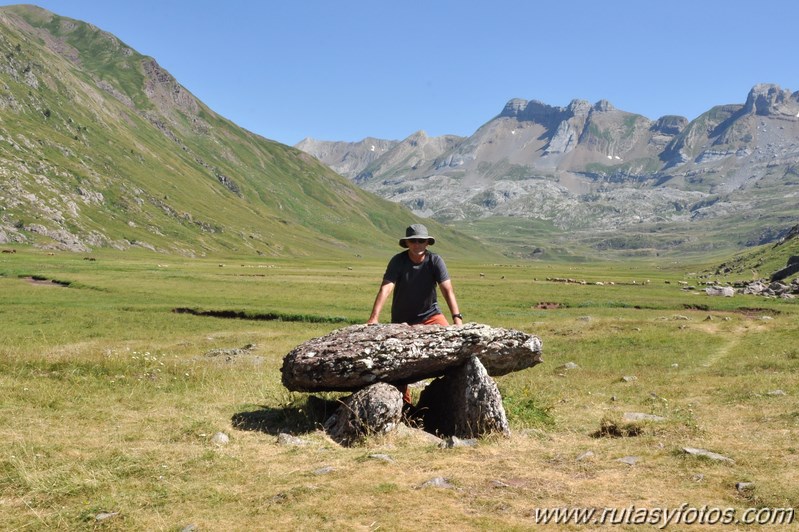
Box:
324, 382, 403, 446
415, 357, 509, 438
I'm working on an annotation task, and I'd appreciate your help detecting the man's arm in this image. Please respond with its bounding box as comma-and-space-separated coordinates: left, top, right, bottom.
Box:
439, 279, 462, 325
367, 280, 395, 324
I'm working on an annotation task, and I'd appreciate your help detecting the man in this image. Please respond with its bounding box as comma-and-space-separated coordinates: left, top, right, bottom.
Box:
367, 223, 463, 327
367, 224, 463, 403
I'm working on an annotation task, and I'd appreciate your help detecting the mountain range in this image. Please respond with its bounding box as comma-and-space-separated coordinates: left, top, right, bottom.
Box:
2, 4, 796, 263
297, 85, 799, 258
0, 5, 485, 260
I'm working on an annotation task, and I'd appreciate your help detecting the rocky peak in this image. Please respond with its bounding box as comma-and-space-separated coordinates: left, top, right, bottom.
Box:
499, 98, 562, 127
651, 115, 688, 135
593, 99, 615, 112
499, 98, 529, 116
743, 83, 799, 117
567, 99, 592, 116
406, 130, 428, 146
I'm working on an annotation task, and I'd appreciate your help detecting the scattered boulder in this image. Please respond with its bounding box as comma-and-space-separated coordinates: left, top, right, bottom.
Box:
367, 453, 394, 463
205, 343, 256, 359
94, 512, 119, 522
323, 382, 403, 446
210, 432, 230, 445
736, 481, 755, 492
622, 412, 666, 423
737, 277, 799, 297
439, 436, 479, 448
705, 285, 735, 297
419, 477, 456, 489
276, 433, 308, 446
682, 447, 734, 463
770, 261, 799, 282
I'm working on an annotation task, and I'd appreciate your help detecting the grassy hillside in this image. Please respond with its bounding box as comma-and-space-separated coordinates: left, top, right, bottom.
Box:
0, 5, 492, 261
704, 224, 799, 282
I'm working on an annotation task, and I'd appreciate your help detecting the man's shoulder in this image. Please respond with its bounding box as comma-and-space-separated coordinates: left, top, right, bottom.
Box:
388, 251, 409, 263
427, 251, 445, 264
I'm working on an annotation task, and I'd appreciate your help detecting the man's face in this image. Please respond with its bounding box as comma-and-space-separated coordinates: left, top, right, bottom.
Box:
406, 239, 429, 260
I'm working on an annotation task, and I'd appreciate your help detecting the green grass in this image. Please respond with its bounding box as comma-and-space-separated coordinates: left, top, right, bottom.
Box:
1, 247, 797, 529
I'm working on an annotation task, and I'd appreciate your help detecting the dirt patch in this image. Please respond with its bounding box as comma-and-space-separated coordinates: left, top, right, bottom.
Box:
172, 307, 354, 324
733, 307, 782, 317
683, 304, 710, 311
23, 276, 70, 287
534, 302, 565, 310
591, 419, 644, 438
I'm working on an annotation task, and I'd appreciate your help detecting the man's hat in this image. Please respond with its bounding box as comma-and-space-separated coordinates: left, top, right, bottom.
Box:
399, 224, 435, 248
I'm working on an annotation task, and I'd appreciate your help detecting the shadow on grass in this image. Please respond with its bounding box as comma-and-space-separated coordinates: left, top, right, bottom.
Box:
231, 396, 343, 436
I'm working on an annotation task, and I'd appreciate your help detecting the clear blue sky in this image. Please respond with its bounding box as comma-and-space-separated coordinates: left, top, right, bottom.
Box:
9, 0, 799, 146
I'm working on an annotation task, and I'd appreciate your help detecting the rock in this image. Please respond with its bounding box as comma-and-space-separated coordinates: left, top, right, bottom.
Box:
368, 453, 394, 463
559, 362, 579, 370
617, 456, 640, 465
576, 451, 595, 461
440, 436, 478, 448
771, 261, 799, 282
392, 423, 445, 446
281, 323, 542, 392
682, 447, 734, 463
736, 481, 755, 492
622, 412, 666, 423
313, 466, 335, 475
205, 343, 256, 358
414, 357, 510, 438
621, 375, 637, 382
210, 432, 230, 445
705, 286, 735, 297
276, 433, 308, 446
419, 477, 455, 489
324, 382, 403, 446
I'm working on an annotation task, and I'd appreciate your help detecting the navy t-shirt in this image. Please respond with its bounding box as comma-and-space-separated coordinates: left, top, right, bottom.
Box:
383, 251, 450, 324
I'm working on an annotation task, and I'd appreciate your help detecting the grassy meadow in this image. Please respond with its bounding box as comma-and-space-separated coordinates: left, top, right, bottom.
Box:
1, 246, 797, 530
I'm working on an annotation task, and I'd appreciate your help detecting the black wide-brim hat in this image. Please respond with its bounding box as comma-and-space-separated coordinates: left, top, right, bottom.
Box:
399, 224, 435, 248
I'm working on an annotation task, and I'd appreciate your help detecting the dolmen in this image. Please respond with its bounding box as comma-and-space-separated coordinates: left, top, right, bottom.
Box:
281, 323, 543, 446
